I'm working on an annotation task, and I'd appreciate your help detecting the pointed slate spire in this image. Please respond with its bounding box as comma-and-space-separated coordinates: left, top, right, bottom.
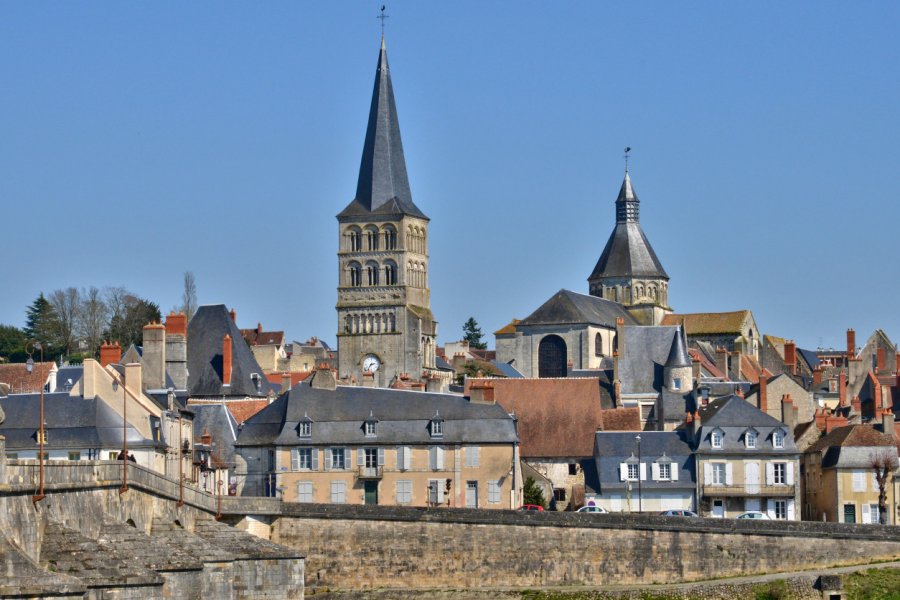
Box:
665, 326, 691, 368
615, 172, 639, 223
345, 36, 427, 219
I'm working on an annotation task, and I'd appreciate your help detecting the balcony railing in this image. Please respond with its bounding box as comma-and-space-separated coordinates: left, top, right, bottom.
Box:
357, 465, 383, 479
702, 483, 797, 497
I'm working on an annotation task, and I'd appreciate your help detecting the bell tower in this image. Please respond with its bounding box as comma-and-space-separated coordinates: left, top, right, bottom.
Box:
336, 37, 437, 386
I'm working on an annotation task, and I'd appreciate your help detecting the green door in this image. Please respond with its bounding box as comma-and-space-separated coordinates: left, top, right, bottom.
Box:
364, 481, 378, 505
843, 504, 856, 523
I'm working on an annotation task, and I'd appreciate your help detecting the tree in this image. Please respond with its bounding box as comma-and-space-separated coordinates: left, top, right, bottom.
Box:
0, 324, 27, 362
180, 271, 198, 322
77, 286, 110, 358
105, 294, 162, 348
23, 293, 63, 360
462, 317, 487, 350
49, 287, 81, 355
522, 476, 547, 509
871, 449, 899, 525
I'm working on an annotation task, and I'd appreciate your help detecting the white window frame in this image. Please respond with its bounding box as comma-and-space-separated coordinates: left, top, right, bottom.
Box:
852, 470, 867, 492
298, 421, 311, 438
773, 499, 787, 520
329, 447, 346, 470
464, 446, 480, 468
773, 430, 785, 449
658, 462, 671, 481
627, 463, 639, 481
711, 430, 723, 449
712, 463, 726, 486
673, 377, 682, 390
745, 430, 757, 449
431, 419, 443, 438
773, 462, 786, 485
365, 420, 377, 437
297, 481, 313, 503
488, 480, 501, 504
292, 448, 316, 471
396, 480, 412, 504
397, 445, 411, 471
330, 480, 346, 504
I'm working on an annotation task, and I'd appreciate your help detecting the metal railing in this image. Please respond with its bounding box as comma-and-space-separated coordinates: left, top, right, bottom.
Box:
701, 482, 798, 497
357, 465, 383, 479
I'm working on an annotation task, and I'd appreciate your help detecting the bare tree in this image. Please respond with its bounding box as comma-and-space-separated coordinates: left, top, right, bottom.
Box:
104, 286, 129, 322
181, 271, 198, 322
78, 286, 110, 357
871, 448, 899, 525
48, 287, 81, 355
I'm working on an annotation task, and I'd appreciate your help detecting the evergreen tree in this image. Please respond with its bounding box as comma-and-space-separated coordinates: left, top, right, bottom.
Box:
0, 324, 27, 362
522, 477, 547, 508
462, 317, 487, 350
106, 295, 162, 348
23, 293, 63, 359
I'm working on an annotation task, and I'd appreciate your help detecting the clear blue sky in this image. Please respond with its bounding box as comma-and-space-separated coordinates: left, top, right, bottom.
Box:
2, 2, 898, 351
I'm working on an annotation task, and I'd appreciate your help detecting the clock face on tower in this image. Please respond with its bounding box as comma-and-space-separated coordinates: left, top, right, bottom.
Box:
362, 354, 381, 373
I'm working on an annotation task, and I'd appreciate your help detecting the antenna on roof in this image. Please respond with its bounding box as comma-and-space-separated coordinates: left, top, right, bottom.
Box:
377, 5, 389, 36
624, 147, 632, 174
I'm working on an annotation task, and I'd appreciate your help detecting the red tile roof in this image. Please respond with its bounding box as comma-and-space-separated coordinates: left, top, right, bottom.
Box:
599, 407, 641, 431
0, 362, 54, 394
240, 327, 285, 347
465, 377, 603, 458
264, 372, 312, 388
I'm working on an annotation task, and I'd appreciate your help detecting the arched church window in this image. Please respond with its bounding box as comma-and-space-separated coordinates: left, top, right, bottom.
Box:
383, 225, 397, 250
538, 335, 567, 378
365, 226, 379, 251
384, 260, 398, 285
366, 261, 379, 286
348, 227, 362, 252
348, 262, 362, 287
595, 333, 603, 357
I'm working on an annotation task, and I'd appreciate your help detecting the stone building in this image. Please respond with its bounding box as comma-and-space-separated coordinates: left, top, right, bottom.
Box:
661, 310, 760, 361
336, 37, 438, 387
236, 369, 520, 508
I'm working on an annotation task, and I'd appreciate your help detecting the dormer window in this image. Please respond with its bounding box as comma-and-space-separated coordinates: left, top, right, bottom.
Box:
298, 413, 313, 438
710, 430, 723, 449
745, 429, 757, 449
430, 412, 444, 438
364, 412, 378, 438
773, 430, 785, 449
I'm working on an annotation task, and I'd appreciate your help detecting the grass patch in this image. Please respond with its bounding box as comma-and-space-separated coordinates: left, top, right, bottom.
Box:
752, 579, 788, 600
844, 568, 900, 600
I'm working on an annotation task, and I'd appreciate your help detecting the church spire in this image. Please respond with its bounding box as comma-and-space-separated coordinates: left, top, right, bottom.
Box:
349, 37, 425, 218
615, 172, 639, 223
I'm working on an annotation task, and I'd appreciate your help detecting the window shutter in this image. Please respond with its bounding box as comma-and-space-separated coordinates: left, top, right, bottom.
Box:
766, 501, 776, 520
428, 479, 437, 504
291, 449, 299, 471
652, 463, 660, 481
725, 463, 733, 486
703, 462, 712, 485
311, 449, 318, 471
344, 448, 351, 468
765, 462, 774, 486
437, 481, 445, 504
787, 499, 795, 521
429, 447, 437, 470
396, 446, 404, 469
639, 463, 647, 481
324, 449, 332, 471
862, 504, 871, 524
358, 448, 365, 466
786, 462, 794, 486
436, 447, 445, 470
377, 447, 385, 466
619, 463, 627, 481
671, 462, 679, 481
872, 472, 878, 492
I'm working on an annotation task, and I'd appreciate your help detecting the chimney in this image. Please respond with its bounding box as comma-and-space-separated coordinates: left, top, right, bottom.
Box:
877, 347, 886, 373
729, 350, 743, 381
715, 347, 728, 379
142, 322, 167, 390
874, 379, 884, 412
825, 414, 848, 434
813, 365, 824, 387
815, 407, 827, 432
257, 322, 262, 335
758, 375, 768, 415
100, 340, 122, 368
468, 380, 495, 404
692, 410, 702, 437
615, 316, 626, 357
838, 371, 847, 406
851, 395, 861, 416
230, 308, 237, 323
281, 372, 292, 393
310, 363, 336, 391
222, 334, 233, 386
784, 340, 797, 375
47, 363, 58, 393
201, 430, 212, 447
782, 394, 796, 430
165, 312, 188, 390
361, 371, 376, 388
125, 362, 142, 399
426, 375, 444, 393
883, 409, 896, 439
691, 358, 701, 384
847, 328, 856, 361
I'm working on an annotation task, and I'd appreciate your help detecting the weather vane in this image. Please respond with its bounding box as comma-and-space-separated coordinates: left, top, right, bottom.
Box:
378, 5, 389, 35
624, 147, 632, 173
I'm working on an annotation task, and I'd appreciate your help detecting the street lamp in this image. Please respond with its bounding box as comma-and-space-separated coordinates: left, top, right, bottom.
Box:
25, 341, 45, 503
635, 434, 642, 514
111, 374, 128, 494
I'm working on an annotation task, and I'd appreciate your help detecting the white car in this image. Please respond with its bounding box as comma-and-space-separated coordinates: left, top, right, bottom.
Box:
736, 511, 770, 520
576, 505, 608, 514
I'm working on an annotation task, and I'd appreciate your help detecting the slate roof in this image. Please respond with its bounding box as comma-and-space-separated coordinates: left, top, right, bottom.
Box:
337, 37, 427, 221
54, 366, 83, 392
466, 377, 604, 458
797, 348, 820, 370
588, 173, 668, 281
661, 311, 751, 335
593, 430, 695, 491
187, 305, 273, 398
191, 403, 239, 468
241, 327, 285, 347
236, 384, 516, 447
665, 326, 691, 367
491, 360, 524, 378
518, 289, 636, 328
695, 395, 799, 454
619, 326, 681, 394
0, 392, 158, 450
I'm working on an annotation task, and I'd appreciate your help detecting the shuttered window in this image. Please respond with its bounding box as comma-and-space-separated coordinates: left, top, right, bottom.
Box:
465, 446, 480, 468
297, 482, 313, 503
429, 446, 444, 470
488, 480, 501, 503
396, 480, 412, 504
331, 481, 346, 504
397, 446, 411, 470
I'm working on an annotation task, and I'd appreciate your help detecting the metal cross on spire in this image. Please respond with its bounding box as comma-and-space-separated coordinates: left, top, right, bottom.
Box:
378, 5, 389, 35
624, 147, 632, 173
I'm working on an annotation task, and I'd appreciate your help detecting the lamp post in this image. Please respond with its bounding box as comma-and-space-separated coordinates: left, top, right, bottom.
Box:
635, 434, 642, 514
111, 374, 128, 494
25, 341, 45, 503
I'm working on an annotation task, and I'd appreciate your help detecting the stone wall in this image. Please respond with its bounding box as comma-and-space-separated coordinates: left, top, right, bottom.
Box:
266, 503, 900, 593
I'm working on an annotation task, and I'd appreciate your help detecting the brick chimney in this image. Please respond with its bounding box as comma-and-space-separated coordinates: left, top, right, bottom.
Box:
838, 371, 847, 406
815, 407, 827, 432
692, 410, 702, 438
851, 395, 861, 416
99, 340, 122, 367
813, 365, 824, 387
230, 308, 237, 323
691, 358, 701, 384
222, 334, 233, 386
782, 394, 797, 430
758, 375, 768, 414
846, 328, 856, 361
825, 413, 848, 434
715, 347, 728, 379
201, 430, 212, 447
142, 322, 167, 391
468, 380, 495, 404
361, 371, 375, 388
165, 312, 188, 391
310, 362, 336, 391
877, 347, 886, 373
281, 372, 292, 393
256, 322, 262, 335
784, 340, 797, 375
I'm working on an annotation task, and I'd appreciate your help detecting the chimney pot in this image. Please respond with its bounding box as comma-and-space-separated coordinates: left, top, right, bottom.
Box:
847, 328, 856, 360
223, 334, 233, 386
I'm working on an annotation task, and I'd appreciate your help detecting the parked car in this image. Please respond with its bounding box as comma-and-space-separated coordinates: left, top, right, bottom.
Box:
736, 511, 770, 520
519, 504, 544, 512
658, 509, 698, 517
576, 505, 608, 514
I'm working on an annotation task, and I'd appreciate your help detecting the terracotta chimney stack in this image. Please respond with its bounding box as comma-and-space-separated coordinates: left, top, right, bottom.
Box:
758, 375, 768, 414
815, 407, 827, 432
223, 334, 233, 386
813, 365, 823, 387
883, 409, 896, 439
99, 340, 122, 367
165, 311, 187, 337
847, 328, 856, 361
782, 394, 796, 429
784, 340, 797, 375
851, 395, 862, 416
715, 347, 728, 379
201, 430, 212, 447
838, 371, 847, 406
230, 308, 237, 323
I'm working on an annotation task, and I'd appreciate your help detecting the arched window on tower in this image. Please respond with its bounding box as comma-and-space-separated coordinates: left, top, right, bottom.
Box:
595, 332, 603, 357
384, 260, 398, 285
365, 225, 379, 251
366, 261, 379, 286
348, 227, 362, 252
348, 262, 362, 287
538, 335, 567, 378
383, 225, 397, 250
